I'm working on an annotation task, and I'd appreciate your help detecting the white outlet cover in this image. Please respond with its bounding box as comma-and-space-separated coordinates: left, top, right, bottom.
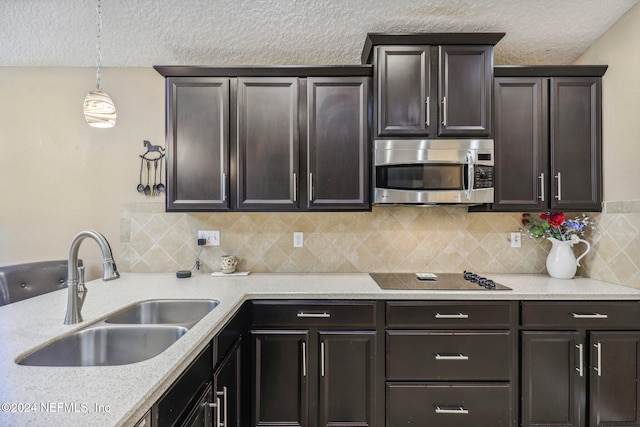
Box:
510, 232, 522, 248
198, 230, 220, 246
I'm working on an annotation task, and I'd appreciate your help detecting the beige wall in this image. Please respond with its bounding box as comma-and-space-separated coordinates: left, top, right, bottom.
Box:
576, 1, 640, 202
0, 67, 165, 272
1, 5, 639, 284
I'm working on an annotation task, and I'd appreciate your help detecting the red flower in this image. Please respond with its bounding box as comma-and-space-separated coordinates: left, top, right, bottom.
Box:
541, 212, 565, 227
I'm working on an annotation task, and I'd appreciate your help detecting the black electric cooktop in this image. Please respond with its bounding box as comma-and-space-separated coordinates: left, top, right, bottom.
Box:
370, 271, 512, 291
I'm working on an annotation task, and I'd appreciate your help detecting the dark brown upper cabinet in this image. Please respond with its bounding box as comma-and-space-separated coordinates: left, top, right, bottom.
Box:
306, 77, 369, 210
362, 33, 504, 139
165, 77, 230, 211
492, 66, 606, 212
237, 77, 300, 210
155, 67, 371, 212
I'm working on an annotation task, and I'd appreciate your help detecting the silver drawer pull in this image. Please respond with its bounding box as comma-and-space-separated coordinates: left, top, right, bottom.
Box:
435, 353, 469, 361
571, 313, 608, 319
297, 312, 331, 318
435, 406, 469, 415
435, 312, 469, 319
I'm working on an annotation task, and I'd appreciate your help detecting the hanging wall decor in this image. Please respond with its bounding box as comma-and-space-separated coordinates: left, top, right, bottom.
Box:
137, 140, 165, 197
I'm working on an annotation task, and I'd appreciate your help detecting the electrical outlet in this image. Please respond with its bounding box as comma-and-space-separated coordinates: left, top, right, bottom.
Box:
198, 230, 220, 246
293, 232, 304, 248
510, 231, 522, 248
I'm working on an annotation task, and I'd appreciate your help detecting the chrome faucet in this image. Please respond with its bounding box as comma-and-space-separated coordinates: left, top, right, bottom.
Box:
64, 230, 120, 324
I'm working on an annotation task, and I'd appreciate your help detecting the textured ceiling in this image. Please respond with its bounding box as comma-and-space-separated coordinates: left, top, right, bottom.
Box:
1, 0, 638, 67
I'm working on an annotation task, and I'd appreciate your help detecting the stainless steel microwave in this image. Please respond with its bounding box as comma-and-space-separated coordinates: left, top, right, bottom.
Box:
373, 139, 494, 205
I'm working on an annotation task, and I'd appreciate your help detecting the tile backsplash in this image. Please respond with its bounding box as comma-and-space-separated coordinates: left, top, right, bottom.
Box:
119, 201, 640, 288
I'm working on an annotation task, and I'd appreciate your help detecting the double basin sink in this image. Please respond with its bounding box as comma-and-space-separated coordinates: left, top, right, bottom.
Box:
17, 299, 219, 367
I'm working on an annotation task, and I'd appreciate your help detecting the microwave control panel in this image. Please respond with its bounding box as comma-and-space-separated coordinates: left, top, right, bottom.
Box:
474, 166, 494, 189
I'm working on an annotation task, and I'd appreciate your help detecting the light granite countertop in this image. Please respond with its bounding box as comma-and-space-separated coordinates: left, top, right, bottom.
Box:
1, 272, 639, 427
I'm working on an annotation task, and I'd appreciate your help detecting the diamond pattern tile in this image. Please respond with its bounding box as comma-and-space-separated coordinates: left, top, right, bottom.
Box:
119, 202, 640, 287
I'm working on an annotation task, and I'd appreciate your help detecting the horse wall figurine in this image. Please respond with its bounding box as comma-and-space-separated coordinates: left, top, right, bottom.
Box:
143, 140, 165, 156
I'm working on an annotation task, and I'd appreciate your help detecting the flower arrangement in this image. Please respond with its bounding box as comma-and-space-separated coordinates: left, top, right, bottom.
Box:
521, 212, 594, 242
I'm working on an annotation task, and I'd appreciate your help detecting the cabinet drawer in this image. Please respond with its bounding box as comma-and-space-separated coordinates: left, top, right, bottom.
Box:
387, 382, 512, 427
521, 301, 640, 328
252, 300, 376, 328
386, 301, 515, 328
387, 330, 512, 380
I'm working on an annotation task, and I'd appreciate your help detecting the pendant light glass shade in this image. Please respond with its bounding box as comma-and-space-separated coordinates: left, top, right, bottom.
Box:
84, 90, 116, 128
84, 0, 116, 128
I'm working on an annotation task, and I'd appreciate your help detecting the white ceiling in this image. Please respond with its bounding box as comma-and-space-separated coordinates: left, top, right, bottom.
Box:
1, 0, 638, 67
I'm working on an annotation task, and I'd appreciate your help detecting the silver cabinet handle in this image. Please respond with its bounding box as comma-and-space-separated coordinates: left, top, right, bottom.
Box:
425, 98, 430, 126
555, 172, 562, 200
221, 173, 227, 202
435, 313, 469, 319
293, 172, 297, 202
594, 342, 602, 377
212, 397, 221, 427
297, 312, 331, 318
309, 173, 314, 202
538, 173, 545, 201
442, 96, 448, 126
436, 406, 469, 415
320, 341, 325, 377
302, 341, 306, 377
216, 387, 227, 427
576, 344, 584, 377
572, 313, 608, 319
435, 353, 469, 361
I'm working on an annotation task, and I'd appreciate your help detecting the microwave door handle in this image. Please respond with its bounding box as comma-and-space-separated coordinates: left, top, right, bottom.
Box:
466, 151, 474, 200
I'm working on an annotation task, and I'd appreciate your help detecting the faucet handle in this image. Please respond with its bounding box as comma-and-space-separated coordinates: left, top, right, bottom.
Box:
77, 266, 86, 292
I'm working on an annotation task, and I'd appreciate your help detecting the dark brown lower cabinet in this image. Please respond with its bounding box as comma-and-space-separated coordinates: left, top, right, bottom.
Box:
252, 330, 308, 426
251, 329, 376, 427
521, 331, 583, 427
521, 331, 640, 427
386, 382, 512, 426
213, 338, 242, 427
154, 343, 214, 427
589, 332, 640, 427
318, 331, 376, 427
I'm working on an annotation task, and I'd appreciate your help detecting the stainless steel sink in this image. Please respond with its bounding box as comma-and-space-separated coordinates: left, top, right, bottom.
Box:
104, 299, 219, 326
16, 325, 188, 366
17, 299, 220, 367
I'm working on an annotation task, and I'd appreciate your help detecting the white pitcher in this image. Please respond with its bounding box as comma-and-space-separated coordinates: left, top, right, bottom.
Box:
546, 237, 591, 279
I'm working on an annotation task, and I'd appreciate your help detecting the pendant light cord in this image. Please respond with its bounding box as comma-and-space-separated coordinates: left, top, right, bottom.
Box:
94, 0, 103, 91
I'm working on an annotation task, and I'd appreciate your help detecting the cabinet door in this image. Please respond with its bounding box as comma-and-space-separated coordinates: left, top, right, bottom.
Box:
550, 77, 602, 211
251, 330, 308, 427
179, 384, 213, 427
155, 342, 214, 426
318, 331, 376, 427
376, 46, 434, 137
166, 77, 230, 211
438, 45, 492, 137
589, 332, 640, 427
307, 77, 370, 210
521, 331, 583, 427
493, 77, 548, 210
214, 339, 242, 427
237, 78, 299, 210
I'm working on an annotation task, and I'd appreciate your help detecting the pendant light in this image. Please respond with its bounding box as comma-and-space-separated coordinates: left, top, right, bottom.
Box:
83, 0, 116, 128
